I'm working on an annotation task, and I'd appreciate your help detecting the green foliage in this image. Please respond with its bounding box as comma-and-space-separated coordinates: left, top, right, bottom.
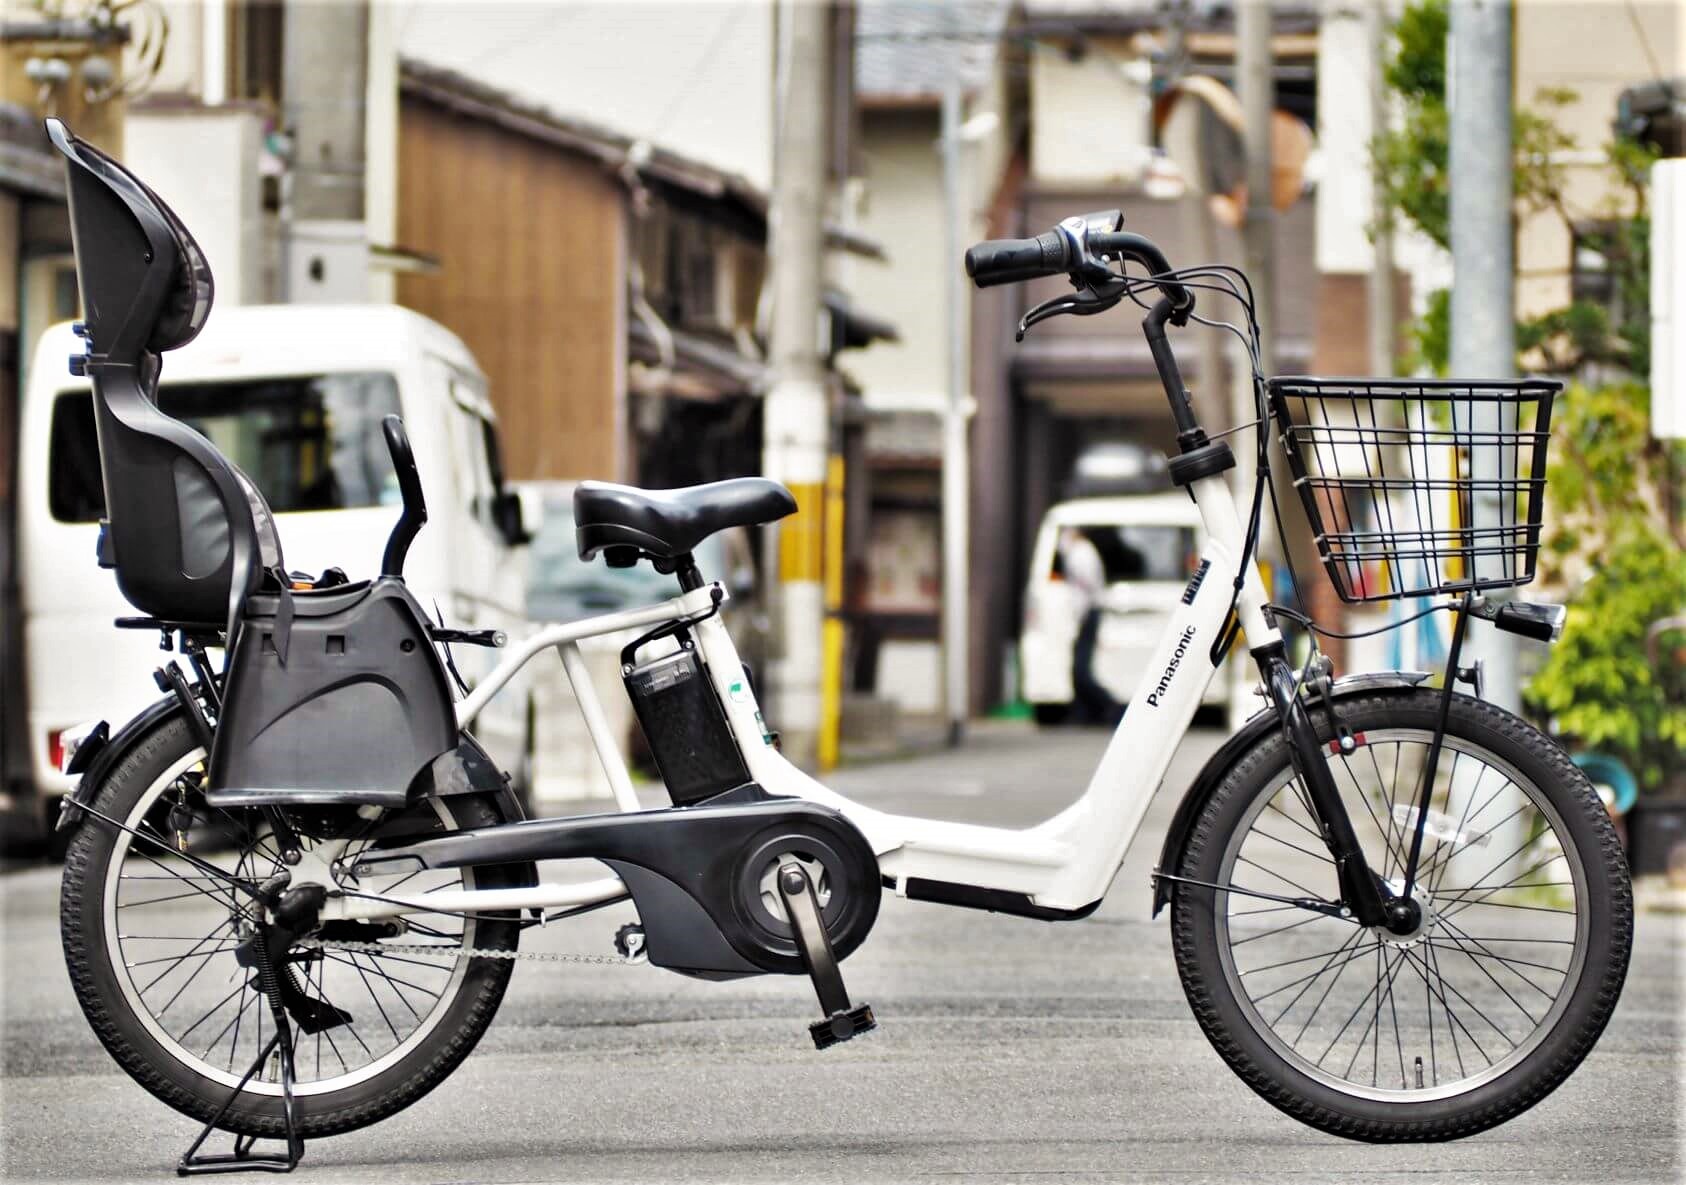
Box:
1381, 0, 1447, 99
1370, 0, 1449, 248
1524, 381, 1686, 791
1525, 529, 1686, 790
1370, 4, 1580, 258
1404, 287, 1451, 376
1370, 1, 1655, 377
1369, 2, 1681, 790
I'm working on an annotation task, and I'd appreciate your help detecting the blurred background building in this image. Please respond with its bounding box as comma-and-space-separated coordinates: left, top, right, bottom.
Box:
0, 0, 1682, 826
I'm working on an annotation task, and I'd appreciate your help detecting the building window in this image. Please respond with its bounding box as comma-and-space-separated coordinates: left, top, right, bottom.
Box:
1569, 220, 1619, 309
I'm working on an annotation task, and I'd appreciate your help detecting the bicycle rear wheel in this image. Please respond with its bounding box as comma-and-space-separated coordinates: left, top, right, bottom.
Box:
1169, 688, 1631, 1140
60, 713, 522, 1138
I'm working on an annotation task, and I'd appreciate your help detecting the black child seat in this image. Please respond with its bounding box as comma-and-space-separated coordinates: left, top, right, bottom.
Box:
50, 119, 457, 808
574, 478, 797, 567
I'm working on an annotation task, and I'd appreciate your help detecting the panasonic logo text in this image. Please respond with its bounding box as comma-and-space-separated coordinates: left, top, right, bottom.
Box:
1146, 626, 1198, 707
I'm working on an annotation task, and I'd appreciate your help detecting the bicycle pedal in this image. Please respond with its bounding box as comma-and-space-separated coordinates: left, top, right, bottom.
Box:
809, 1003, 876, 1050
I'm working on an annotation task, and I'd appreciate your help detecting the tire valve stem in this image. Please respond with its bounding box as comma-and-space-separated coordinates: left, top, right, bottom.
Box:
1414, 1055, 1425, 1089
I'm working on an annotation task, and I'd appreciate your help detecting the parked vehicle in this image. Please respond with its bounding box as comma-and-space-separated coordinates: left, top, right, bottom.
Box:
1021, 493, 1230, 723
46, 126, 1629, 1175
13, 303, 533, 845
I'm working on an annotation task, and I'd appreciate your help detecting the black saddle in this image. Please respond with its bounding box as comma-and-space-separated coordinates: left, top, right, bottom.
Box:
574, 478, 797, 564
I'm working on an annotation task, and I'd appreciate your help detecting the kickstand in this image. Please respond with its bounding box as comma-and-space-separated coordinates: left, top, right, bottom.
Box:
775, 862, 876, 1049
177, 928, 304, 1176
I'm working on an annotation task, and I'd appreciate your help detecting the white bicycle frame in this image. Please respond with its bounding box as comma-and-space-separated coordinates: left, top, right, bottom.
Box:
328, 469, 1280, 924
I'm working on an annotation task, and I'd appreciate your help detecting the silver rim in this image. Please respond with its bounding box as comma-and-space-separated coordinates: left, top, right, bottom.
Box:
101, 748, 483, 1097
1213, 728, 1589, 1102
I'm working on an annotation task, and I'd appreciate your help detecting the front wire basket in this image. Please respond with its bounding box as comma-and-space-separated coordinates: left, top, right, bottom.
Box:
1266, 377, 1561, 605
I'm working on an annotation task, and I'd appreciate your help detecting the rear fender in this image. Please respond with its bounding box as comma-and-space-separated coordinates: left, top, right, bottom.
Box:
406, 732, 536, 888
56, 694, 181, 834
1151, 671, 1430, 916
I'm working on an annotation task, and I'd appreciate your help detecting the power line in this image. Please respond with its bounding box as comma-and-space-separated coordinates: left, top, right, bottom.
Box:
1623, 0, 1678, 102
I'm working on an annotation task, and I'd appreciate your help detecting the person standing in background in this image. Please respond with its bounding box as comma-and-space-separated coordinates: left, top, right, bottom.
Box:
1059, 528, 1121, 724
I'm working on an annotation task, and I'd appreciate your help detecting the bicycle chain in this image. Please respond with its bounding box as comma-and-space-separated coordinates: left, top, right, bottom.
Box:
311, 939, 640, 966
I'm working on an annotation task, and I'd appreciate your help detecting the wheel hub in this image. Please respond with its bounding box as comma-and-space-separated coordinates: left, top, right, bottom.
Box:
1373, 879, 1436, 947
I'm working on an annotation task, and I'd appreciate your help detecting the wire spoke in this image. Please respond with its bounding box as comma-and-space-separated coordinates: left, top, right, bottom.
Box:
1321, 944, 1410, 1072
1234, 854, 1324, 902
1263, 798, 1327, 845
1433, 916, 1566, 1000
1399, 942, 1491, 1066
1247, 826, 1337, 867
134, 918, 235, 997
175, 979, 251, 1045
1229, 908, 1340, 947
1240, 937, 1370, 979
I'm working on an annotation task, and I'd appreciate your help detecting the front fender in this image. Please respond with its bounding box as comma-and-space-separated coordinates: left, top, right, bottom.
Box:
1151, 670, 1430, 916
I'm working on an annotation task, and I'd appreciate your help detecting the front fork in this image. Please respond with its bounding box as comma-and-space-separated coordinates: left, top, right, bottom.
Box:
1255, 640, 1392, 929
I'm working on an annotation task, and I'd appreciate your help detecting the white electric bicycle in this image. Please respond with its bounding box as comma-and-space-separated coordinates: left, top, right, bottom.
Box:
45, 121, 1630, 1174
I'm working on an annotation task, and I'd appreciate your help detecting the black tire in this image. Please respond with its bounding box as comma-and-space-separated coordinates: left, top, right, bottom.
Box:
1169, 689, 1631, 1141
60, 713, 522, 1139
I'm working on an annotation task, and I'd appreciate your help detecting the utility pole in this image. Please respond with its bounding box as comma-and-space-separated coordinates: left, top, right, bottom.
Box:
940, 77, 970, 747
1239, 0, 1300, 647
1238, 0, 1276, 379
281, 0, 369, 302
763, 0, 833, 767
1448, 0, 1518, 712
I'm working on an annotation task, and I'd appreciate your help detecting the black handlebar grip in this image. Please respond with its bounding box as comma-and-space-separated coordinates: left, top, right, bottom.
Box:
381, 414, 428, 578
964, 229, 1069, 288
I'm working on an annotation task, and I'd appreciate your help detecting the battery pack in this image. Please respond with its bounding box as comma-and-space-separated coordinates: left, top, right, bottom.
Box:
623, 646, 751, 805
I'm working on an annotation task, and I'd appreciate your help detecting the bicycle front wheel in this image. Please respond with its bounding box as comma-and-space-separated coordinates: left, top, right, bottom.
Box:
1169, 688, 1631, 1141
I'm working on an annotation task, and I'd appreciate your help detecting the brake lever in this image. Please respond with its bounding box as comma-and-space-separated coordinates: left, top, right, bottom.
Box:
1015, 275, 1131, 341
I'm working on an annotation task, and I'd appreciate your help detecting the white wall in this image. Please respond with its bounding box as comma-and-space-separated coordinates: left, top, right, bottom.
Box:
1314, 0, 1376, 274
1029, 35, 1154, 187
846, 109, 949, 409
127, 0, 206, 98
396, 0, 776, 188
123, 108, 266, 305
1515, 0, 1684, 319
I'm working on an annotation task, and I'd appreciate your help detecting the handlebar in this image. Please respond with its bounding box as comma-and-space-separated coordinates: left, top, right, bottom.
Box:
967, 213, 1203, 441
380, 414, 428, 579
965, 218, 1193, 314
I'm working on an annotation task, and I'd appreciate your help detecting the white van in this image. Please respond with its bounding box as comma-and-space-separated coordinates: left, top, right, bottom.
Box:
12, 305, 532, 839
1020, 493, 1232, 723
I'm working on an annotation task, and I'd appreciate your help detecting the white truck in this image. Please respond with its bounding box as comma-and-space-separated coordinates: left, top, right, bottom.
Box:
6, 305, 532, 847
1020, 492, 1233, 723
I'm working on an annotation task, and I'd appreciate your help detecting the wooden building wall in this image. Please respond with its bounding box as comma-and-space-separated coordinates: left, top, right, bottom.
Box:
395, 96, 626, 481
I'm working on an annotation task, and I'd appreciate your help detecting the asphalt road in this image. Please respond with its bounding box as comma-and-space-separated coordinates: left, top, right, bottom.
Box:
1, 723, 1679, 1184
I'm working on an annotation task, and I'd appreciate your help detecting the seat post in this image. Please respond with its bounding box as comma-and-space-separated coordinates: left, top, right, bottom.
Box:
675, 556, 704, 592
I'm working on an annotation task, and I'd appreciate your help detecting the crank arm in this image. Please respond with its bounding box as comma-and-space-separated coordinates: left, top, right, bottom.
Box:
1150, 870, 1351, 920
776, 862, 875, 1049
